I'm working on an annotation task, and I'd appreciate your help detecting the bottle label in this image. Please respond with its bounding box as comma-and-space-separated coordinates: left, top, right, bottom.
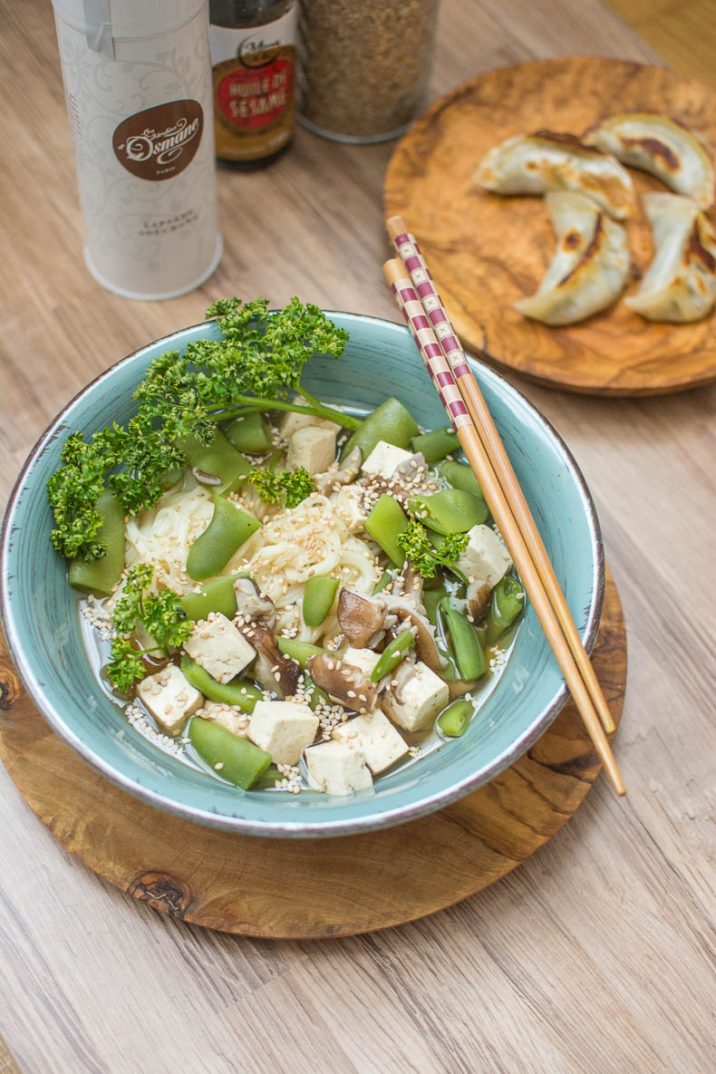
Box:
113, 100, 204, 181
210, 9, 296, 160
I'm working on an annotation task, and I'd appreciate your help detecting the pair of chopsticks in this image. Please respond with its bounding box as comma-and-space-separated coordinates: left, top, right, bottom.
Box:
384, 216, 626, 796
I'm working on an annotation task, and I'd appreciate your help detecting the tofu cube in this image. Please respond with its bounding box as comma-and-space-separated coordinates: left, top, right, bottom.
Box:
287, 425, 337, 476
198, 701, 249, 738
333, 709, 408, 774
457, 524, 512, 590
248, 700, 319, 765
342, 646, 381, 677
361, 440, 414, 478
184, 613, 256, 684
331, 484, 367, 533
383, 661, 449, 732
137, 664, 203, 736
305, 739, 373, 795
279, 397, 340, 439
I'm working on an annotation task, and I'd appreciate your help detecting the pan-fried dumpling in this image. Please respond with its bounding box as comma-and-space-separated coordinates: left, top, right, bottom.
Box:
624, 192, 716, 323
514, 191, 630, 326
473, 131, 635, 219
584, 113, 715, 208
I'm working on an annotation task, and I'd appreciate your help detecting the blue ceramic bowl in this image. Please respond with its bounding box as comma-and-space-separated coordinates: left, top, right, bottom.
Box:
1, 314, 604, 837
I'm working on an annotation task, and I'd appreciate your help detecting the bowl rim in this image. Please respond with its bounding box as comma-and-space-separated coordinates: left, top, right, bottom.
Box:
1, 312, 605, 837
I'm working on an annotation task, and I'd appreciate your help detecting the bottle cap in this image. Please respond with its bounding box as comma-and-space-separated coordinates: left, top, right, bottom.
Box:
52, 0, 208, 57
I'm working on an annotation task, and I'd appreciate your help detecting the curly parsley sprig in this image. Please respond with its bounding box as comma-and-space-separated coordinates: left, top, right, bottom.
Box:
48, 298, 354, 562
107, 564, 192, 693
248, 466, 314, 509
396, 520, 469, 581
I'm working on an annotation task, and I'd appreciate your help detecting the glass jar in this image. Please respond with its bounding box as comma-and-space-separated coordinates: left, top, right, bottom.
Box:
298, 0, 439, 144
210, 0, 297, 164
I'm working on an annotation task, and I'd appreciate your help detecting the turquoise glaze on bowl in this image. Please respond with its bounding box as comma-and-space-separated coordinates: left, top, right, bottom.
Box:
1, 314, 604, 837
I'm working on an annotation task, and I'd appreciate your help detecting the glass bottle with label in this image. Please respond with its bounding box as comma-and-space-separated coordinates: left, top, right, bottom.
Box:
210, 0, 297, 165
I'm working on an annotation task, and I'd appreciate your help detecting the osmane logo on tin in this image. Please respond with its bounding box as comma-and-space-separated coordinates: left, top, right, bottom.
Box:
113, 100, 203, 181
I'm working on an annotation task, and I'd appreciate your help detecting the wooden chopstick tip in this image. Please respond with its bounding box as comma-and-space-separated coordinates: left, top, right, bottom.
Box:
383, 258, 409, 288
385, 214, 408, 241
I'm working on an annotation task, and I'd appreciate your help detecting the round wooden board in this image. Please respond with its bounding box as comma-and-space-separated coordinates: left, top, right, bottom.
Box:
384, 57, 716, 396
0, 571, 625, 940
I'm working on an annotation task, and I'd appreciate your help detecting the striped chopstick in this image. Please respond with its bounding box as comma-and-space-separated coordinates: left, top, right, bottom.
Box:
383, 256, 626, 797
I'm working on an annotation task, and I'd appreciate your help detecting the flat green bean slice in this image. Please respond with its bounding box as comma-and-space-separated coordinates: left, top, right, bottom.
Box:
189, 717, 271, 789
365, 495, 409, 566
277, 637, 323, 668
342, 398, 419, 461
182, 430, 251, 491
438, 460, 484, 500
486, 575, 525, 645
372, 570, 392, 595
223, 413, 272, 454
181, 655, 260, 713
412, 426, 460, 464
423, 586, 447, 625
186, 497, 260, 581
437, 699, 474, 738
370, 629, 416, 682
440, 598, 486, 680
303, 575, 340, 627
409, 488, 488, 535
180, 573, 245, 620
68, 491, 125, 596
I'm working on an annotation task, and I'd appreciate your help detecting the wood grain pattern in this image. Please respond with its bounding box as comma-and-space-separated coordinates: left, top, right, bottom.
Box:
384, 57, 716, 395
2, 1, 715, 1072
0, 576, 625, 940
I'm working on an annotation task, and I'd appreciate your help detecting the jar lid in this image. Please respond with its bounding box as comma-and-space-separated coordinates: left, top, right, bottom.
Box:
52, 0, 208, 56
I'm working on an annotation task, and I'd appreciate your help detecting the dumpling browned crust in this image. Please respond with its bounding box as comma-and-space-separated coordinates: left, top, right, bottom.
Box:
584, 113, 715, 208
625, 193, 716, 323
473, 131, 636, 220
514, 191, 630, 326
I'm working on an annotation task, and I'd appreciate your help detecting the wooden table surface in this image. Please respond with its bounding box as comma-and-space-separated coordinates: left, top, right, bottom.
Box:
1, 1, 714, 1072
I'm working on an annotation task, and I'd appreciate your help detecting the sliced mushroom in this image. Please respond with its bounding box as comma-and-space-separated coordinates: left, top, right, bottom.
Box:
233, 577, 277, 629
389, 600, 445, 673
466, 579, 491, 621
313, 447, 362, 496
236, 622, 299, 698
337, 589, 386, 649
308, 651, 378, 711
192, 467, 222, 487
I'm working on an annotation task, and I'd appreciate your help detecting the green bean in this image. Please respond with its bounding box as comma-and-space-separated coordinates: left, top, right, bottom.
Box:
68, 491, 125, 596
277, 637, 323, 668
180, 573, 246, 620
182, 430, 252, 492
189, 717, 271, 789
438, 460, 484, 500
411, 426, 460, 464
440, 598, 486, 680
303, 575, 340, 627
342, 397, 419, 461
186, 496, 260, 581
365, 494, 409, 566
370, 629, 416, 682
159, 465, 184, 490
486, 575, 525, 645
372, 570, 392, 595
181, 655, 260, 712
223, 413, 272, 454
423, 586, 447, 625
409, 488, 489, 535
437, 699, 474, 738
303, 673, 330, 710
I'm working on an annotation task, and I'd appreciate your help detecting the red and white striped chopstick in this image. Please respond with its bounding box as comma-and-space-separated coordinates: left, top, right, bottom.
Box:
383, 257, 625, 797
387, 216, 616, 738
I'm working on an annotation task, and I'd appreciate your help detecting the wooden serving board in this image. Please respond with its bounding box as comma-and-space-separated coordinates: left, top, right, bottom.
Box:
0, 572, 625, 940
384, 57, 716, 396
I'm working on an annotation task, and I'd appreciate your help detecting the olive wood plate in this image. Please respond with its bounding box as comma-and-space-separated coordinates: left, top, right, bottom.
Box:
0, 571, 625, 940
384, 57, 716, 396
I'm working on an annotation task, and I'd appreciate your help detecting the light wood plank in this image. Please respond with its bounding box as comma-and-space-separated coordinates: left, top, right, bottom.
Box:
0, 1, 714, 1073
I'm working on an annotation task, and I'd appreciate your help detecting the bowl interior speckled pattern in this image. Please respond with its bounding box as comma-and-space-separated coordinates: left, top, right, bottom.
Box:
1, 314, 604, 837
